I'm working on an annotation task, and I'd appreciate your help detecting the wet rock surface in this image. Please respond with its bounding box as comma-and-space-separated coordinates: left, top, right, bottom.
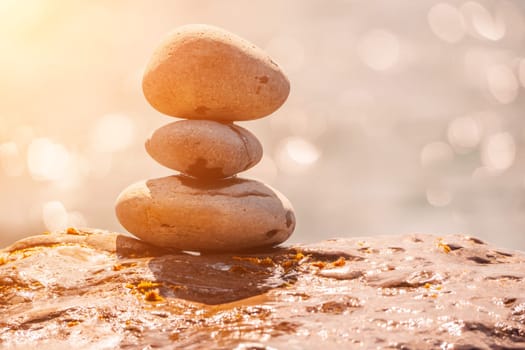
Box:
1, 229, 524, 349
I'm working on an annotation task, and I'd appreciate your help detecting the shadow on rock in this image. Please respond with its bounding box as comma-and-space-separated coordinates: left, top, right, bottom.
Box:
115, 234, 297, 305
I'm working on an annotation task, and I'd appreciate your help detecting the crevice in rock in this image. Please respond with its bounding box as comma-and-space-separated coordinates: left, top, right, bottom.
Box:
185, 158, 225, 179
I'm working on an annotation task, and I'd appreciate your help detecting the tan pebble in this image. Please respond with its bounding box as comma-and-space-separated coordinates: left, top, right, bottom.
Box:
115, 175, 296, 252
142, 24, 290, 121
146, 120, 262, 178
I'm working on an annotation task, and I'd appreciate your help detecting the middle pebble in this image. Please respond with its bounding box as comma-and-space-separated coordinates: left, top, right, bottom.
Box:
146, 120, 263, 179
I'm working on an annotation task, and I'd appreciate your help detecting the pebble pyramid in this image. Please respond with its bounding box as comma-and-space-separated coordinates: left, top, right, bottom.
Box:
115, 24, 296, 252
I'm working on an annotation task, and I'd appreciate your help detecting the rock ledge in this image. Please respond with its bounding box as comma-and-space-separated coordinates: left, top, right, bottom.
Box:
1, 229, 524, 349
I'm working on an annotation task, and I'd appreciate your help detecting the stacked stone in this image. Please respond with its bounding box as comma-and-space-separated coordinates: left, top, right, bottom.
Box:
115, 24, 296, 252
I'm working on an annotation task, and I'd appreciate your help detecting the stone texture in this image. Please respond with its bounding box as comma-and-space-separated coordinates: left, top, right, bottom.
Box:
1, 229, 524, 349
115, 176, 295, 252
145, 120, 262, 178
142, 24, 290, 121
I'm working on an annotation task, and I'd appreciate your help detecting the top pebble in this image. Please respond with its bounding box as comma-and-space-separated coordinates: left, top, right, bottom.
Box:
142, 24, 290, 121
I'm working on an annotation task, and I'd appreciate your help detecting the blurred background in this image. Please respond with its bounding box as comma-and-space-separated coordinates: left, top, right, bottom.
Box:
1, 0, 524, 251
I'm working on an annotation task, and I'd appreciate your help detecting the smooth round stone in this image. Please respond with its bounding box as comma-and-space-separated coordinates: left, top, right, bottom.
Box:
142, 24, 290, 121
146, 120, 262, 179
115, 175, 296, 252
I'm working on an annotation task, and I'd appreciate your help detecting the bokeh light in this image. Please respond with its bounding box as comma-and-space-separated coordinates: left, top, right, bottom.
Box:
420, 142, 454, 168
42, 201, 68, 232
447, 116, 482, 153
90, 113, 135, 153
426, 187, 452, 207
486, 64, 519, 104
1, 0, 524, 252
276, 137, 320, 174
481, 132, 515, 172
357, 29, 400, 71
427, 3, 465, 43
27, 138, 71, 182
461, 1, 506, 41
